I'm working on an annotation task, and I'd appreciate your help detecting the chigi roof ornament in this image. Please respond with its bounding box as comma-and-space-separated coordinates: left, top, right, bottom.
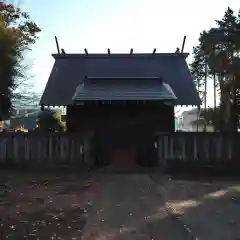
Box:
55, 36, 60, 54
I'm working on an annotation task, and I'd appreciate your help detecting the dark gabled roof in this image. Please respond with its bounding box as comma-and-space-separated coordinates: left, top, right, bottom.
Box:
40, 53, 201, 106
72, 77, 177, 101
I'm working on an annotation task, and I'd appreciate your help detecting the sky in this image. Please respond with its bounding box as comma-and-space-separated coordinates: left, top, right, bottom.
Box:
16, 0, 240, 110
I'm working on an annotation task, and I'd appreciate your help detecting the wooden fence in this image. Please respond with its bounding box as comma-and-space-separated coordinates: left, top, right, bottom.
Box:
0, 133, 94, 170
157, 132, 240, 174
1, 132, 240, 173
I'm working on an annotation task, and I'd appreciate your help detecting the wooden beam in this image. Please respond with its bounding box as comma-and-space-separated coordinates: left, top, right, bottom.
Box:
55, 36, 60, 54
181, 36, 186, 53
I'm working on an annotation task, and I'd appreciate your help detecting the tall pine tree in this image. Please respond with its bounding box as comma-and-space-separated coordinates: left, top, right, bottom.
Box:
191, 7, 240, 131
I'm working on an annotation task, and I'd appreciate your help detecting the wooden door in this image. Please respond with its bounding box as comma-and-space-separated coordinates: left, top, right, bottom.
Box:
111, 147, 137, 166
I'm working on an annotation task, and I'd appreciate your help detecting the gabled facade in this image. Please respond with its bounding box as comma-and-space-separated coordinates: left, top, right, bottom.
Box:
40, 52, 201, 167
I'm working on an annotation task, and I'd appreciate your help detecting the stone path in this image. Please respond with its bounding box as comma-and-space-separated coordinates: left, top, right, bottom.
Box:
82, 174, 193, 240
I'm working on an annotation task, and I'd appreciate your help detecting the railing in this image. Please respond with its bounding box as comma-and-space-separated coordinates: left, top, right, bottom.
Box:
0, 133, 94, 169
157, 132, 240, 174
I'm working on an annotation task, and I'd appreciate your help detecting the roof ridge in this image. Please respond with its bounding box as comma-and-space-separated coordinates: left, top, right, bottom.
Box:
52, 53, 189, 59
85, 77, 162, 79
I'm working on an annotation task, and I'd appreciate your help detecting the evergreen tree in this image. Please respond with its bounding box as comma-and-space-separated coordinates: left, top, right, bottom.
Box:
0, 1, 41, 119
190, 7, 240, 131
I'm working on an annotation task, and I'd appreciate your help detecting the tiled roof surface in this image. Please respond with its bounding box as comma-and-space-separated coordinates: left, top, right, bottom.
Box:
40, 53, 201, 106
72, 77, 177, 101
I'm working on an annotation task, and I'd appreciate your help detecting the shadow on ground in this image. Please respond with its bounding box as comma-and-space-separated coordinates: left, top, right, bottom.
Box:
151, 173, 240, 240
83, 174, 194, 240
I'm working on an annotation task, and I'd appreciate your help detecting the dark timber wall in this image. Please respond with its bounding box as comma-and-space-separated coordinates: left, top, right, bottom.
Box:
66, 102, 174, 133
66, 102, 174, 167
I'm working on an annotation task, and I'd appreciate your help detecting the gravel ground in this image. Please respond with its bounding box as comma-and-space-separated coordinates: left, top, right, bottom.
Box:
151, 174, 240, 240
83, 174, 193, 240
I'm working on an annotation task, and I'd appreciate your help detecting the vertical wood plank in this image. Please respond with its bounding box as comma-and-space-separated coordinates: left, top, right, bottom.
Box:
13, 137, 18, 163
70, 139, 75, 162
216, 135, 222, 161
157, 136, 162, 165
59, 137, 64, 161
24, 137, 30, 161
204, 136, 209, 161
49, 136, 53, 163
163, 135, 169, 160
80, 144, 84, 163
37, 139, 42, 162
42, 136, 47, 162
0, 139, 7, 162
181, 136, 186, 161
193, 135, 198, 161
228, 139, 232, 160
169, 135, 174, 160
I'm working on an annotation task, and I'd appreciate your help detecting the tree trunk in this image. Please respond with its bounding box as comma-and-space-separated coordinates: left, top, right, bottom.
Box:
232, 82, 238, 132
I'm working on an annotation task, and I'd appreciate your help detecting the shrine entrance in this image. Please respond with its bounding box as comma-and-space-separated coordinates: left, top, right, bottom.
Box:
111, 147, 137, 166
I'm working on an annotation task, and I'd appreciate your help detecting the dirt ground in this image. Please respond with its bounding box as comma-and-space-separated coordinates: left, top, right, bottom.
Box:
2, 170, 240, 240
0, 170, 98, 240
151, 174, 240, 240
83, 174, 193, 240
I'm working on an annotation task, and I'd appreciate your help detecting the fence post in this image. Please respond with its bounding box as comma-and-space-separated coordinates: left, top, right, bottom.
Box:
216, 135, 222, 161
204, 137, 209, 161
227, 139, 232, 160
49, 136, 53, 163
0, 139, 7, 161
60, 136, 68, 162
181, 136, 186, 161
167, 135, 174, 160
13, 137, 18, 163
83, 136, 94, 170
70, 139, 75, 162
157, 135, 162, 166
193, 136, 198, 161
161, 135, 169, 170
37, 140, 42, 162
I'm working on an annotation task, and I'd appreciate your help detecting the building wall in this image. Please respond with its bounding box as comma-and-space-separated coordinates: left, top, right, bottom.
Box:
67, 102, 174, 166
179, 108, 214, 132
191, 123, 214, 132
66, 102, 174, 133
180, 109, 198, 131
